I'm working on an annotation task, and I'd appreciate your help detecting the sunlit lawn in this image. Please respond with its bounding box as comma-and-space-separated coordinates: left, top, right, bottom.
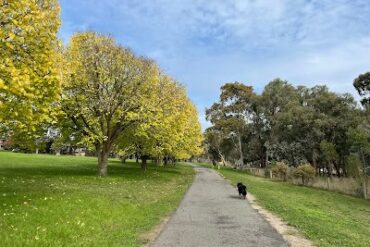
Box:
217, 167, 370, 247
0, 152, 194, 247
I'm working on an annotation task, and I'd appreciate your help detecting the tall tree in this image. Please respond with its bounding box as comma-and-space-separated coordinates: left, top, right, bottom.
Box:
206, 82, 255, 166
203, 127, 227, 165
0, 0, 62, 132
62, 32, 155, 176
347, 126, 370, 199
117, 75, 203, 170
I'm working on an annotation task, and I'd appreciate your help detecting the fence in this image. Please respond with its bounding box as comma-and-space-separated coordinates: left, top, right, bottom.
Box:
241, 167, 370, 199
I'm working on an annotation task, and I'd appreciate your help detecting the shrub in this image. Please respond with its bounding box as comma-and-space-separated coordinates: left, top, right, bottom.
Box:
293, 164, 316, 185
271, 162, 288, 181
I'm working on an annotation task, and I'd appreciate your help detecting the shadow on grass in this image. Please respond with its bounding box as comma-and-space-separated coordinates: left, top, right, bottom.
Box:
0, 164, 94, 176
0, 161, 184, 178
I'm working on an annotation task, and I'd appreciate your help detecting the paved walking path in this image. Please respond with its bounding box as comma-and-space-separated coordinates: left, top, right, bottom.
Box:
151, 167, 288, 247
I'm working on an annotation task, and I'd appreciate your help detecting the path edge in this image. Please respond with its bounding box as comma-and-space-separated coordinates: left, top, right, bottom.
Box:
140, 216, 171, 247
217, 171, 315, 247
140, 165, 198, 247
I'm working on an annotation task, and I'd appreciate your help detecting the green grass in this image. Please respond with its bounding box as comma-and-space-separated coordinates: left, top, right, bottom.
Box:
0, 152, 194, 247
217, 167, 370, 247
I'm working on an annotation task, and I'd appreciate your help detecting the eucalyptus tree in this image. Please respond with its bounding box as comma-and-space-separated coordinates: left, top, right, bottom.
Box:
354, 72, 370, 106
207, 79, 364, 173
204, 127, 227, 165
347, 126, 370, 198
206, 82, 256, 166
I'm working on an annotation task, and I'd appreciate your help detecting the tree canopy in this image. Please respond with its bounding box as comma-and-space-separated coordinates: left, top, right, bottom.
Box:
204, 79, 368, 179
61, 32, 202, 175
0, 0, 62, 132
354, 72, 370, 106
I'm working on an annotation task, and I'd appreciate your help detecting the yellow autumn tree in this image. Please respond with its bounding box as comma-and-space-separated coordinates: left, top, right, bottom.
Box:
62, 32, 156, 176
172, 100, 203, 160
0, 0, 62, 132
117, 73, 203, 169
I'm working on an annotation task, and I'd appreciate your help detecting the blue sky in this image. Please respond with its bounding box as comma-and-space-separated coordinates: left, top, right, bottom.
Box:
59, 0, 370, 129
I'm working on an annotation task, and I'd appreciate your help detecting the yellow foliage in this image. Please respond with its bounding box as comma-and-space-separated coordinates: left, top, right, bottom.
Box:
0, 0, 62, 131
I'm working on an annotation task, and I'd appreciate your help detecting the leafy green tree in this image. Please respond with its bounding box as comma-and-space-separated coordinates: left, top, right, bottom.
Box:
206, 82, 256, 166
207, 80, 364, 176
204, 127, 226, 165
347, 126, 370, 198
320, 140, 339, 177
261, 79, 301, 165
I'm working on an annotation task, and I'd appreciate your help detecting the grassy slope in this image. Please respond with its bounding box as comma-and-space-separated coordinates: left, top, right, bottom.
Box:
0, 152, 194, 247
217, 168, 370, 247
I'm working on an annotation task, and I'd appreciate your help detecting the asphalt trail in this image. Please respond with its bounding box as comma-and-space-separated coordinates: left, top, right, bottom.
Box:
151, 167, 288, 247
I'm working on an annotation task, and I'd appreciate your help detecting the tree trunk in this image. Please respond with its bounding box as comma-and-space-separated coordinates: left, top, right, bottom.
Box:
333, 161, 340, 177
291, 152, 295, 167
363, 178, 368, 200
154, 157, 161, 166
98, 150, 109, 176
135, 153, 139, 164
217, 149, 227, 167
326, 176, 330, 190
221, 154, 226, 166
360, 149, 368, 199
238, 134, 244, 166
35, 148, 39, 154
327, 162, 332, 177
97, 142, 111, 176
141, 156, 148, 171
312, 149, 317, 171
212, 159, 216, 168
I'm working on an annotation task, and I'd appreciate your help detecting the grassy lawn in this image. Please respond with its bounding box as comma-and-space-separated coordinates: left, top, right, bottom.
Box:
0, 152, 194, 247
217, 168, 370, 247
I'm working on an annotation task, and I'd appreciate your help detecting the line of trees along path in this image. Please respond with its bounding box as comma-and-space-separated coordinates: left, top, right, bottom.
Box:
0, 1, 203, 176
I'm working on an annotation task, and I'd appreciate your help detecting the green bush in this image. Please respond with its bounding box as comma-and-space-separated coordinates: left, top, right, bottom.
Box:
293, 164, 316, 185
271, 161, 288, 181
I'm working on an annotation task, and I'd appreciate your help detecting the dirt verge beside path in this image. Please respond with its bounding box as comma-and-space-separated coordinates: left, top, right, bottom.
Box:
140, 216, 170, 247
247, 193, 315, 247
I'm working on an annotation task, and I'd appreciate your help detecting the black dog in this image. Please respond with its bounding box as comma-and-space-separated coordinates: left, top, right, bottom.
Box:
237, 182, 247, 199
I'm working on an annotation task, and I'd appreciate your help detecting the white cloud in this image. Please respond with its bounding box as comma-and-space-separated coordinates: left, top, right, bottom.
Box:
59, 0, 370, 129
